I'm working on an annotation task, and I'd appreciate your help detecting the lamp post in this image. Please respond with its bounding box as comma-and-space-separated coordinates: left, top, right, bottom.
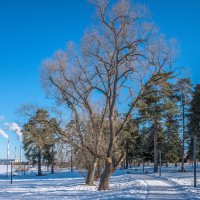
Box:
192, 135, 197, 188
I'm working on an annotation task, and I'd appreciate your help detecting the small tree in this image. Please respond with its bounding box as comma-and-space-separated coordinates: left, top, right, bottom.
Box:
23, 109, 59, 175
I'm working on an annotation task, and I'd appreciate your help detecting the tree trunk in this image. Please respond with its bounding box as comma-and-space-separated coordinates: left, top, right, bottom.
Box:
38, 150, 42, 176
125, 142, 129, 169
154, 105, 158, 173
51, 146, 55, 174
181, 101, 185, 172
98, 157, 112, 190
51, 163, 54, 174
86, 159, 97, 186
71, 146, 73, 172
98, 108, 115, 190
94, 166, 103, 181
154, 124, 158, 172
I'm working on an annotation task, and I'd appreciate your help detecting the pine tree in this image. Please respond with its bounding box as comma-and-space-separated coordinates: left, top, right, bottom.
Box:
46, 118, 60, 174
23, 109, 59, 175
139, 85, 166, 173
163, 102, 181, 166
176, 78, 192, 171
139, 127, 154, 163
159, 83, 182, 166
138, 81, 181, 171
187, 84, 200, 161
123, 117, 140, 168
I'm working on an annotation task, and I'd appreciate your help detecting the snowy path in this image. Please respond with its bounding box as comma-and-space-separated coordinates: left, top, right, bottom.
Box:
139, 175, 191, 200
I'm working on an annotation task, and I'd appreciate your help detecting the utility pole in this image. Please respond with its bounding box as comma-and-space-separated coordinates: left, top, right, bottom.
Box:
193, 135, 197, 188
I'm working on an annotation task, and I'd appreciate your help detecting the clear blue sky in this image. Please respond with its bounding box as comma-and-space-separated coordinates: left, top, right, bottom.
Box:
0, 0, 200, 159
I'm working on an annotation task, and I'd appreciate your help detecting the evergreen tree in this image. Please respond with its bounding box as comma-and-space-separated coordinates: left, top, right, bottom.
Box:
187, 84, 200, 161
123, 117, 140, 168
139, 127, 154, 163
138, 85, 166, 173
176, 78, 192, 171
163, 102, 181, 166
160, 83, 182, 166
23, 109, 59, 175
138, 81, 181, 171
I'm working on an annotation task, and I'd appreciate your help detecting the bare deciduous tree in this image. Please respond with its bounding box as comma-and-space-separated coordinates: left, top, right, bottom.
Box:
41, 0, 177, 190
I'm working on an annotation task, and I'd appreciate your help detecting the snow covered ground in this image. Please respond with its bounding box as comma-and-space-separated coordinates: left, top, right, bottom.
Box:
0, 164, 200, 199
0, 170, 147, 200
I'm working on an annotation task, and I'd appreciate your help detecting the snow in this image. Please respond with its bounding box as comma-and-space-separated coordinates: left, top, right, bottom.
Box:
0, 172, 147, 199
0, 164, 200, 199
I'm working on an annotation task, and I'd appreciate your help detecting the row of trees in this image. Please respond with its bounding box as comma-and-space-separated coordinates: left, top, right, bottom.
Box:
21, 79, 200, 186
20, 0, 200, 191
124, 78, 193, 171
